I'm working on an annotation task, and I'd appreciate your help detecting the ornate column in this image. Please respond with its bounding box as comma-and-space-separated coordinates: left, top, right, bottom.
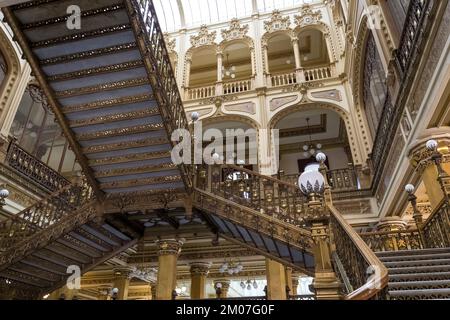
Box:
216, 50, 223, 95
265, 259, 287, 300
292, 276, 299, 296
112, 267, 133, 300
262, 42, 271, 86
285, 267, 293, 298
156, 239, 184, 300
410, 139, 450, 210
214, 279, 230, 298
310, 218, 341, 300
292, 37, 305, 83
151, 284, 157, 300
190, 262, 211, 299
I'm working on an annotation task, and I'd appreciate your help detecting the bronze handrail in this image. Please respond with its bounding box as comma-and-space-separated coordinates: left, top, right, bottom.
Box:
328, 204, 389, 300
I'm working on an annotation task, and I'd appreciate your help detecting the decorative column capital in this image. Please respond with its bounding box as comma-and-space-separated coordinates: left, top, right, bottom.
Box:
213, 279, 230, 290
156, 239, 184, 256
190, 262, 211, 276
113, 267, 134, 279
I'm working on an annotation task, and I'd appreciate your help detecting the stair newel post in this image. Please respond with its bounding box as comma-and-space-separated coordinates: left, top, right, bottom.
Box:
405, 184, 426, 248
300, 153, 341, 299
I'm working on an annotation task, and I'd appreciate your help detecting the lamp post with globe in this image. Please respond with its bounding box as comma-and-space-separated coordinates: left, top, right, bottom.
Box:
425, 139, 450, 203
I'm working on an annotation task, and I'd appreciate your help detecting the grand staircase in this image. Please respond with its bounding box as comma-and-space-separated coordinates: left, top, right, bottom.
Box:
377, 248, 450, 300
2, 0, 191, 196
0, 0, 188, 299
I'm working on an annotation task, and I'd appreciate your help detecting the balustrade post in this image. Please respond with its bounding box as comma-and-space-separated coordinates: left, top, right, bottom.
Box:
310, 217, 341, 300
216, 51, 223, 96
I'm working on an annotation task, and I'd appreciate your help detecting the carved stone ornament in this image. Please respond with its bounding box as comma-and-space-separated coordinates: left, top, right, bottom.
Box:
294, 5, 323, 28
221, 18, 249, 41
163, 32, 176, 52
190, 262, 211, 276
270, 95, 298, 112
190, 25, 217, 47
156, 239, 184, 256
311, 89, 342, 102
264, 10, 290, 33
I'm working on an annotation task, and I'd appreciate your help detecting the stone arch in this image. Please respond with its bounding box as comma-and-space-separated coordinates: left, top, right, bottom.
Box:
202, 114, 260, 130
261, 30, 296, 75
269, 102, 363, 165
0, 26, 22, 138
351, 15, 373, 155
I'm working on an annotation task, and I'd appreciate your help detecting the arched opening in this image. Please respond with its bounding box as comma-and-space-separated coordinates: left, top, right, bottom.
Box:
267, 33, 295, 77
297, 29, 330, 67
273, 107, 359, 191
188, 46, 217, 98
362, 32, 388, 140
9, 84, 81, 177
221, 41, 253, 94
202, 119, 258, 169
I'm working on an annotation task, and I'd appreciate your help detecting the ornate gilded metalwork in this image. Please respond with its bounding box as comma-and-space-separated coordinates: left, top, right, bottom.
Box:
360, 230, 423, 252
422, 201, 450, 248
76, 123, 164, 141
5, 141, 70, 193
329, 205, 389, 300
126, 0, 193, 190
95, 163, 176, 178
31, 24, 131, 48
70, 107, 159, 127
0, 180, 96, 267
55, 77, 148, 98
40, 43, 138, 65
48, 60, 144, 82
100, 175, 182, 190
88, 150, 170, 165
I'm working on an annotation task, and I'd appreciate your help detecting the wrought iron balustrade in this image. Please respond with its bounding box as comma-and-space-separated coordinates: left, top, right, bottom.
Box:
6, 141, 70, 192
421, 200, 450, 248
395, 0, 430, 76
329, 204, 389, 300
275, 167, 359, 192
360, 229, 423, 252
0, 179, 94, 251
288, 294, 316, 300
195, 164, 310, 228
129, 0, 192, 190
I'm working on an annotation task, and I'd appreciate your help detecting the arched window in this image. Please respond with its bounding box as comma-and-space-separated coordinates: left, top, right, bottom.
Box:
9, 84, 80, 175
0, 50, 7, 90
363, 33, 387, 139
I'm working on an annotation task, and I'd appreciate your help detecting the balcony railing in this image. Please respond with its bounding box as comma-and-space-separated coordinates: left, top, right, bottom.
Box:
271, 72, 297, 87
360, 229, 423, 252
5, 141, 70, 192
187, 85, 216, 100
223, 79, 252, 95
304, 65, 332, 81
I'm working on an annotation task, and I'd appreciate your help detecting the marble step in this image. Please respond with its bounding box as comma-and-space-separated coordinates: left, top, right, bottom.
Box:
383, 258, 450, 268
388, 279, 450, 290
388, 288, 450, 300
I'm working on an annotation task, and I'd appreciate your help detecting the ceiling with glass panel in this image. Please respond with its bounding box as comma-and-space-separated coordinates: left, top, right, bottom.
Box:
154, 0, 321, 32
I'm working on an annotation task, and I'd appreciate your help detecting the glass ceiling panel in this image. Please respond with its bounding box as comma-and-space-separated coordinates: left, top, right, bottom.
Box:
154, 0, 321, 33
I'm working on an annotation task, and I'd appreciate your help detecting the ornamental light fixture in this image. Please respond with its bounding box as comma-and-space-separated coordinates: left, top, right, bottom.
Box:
219, 259, 243, 275
302, 117, 322, 158
298, 152, 326, 201
0, 186, 9, 208
222, 53, 236, 79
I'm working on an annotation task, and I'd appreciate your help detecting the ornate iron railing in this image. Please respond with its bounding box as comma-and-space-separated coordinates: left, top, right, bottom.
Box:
395, 0, 430, 76
288, 294, 316, 300
329, 204, 389, 300
275, 167, 359, 192
0, 179, 94, 251
195, 165, 310, 228
371, 0, 436, 182
5, 141, 70, 193
127, 0, 192, 190
360, 229, 423, 252
421, 200, 450, 248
